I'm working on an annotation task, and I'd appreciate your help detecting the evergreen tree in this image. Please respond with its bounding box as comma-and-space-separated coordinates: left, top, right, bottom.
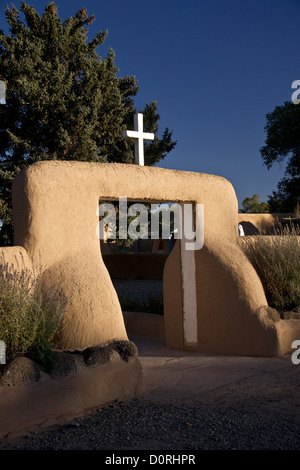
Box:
0, 1, 176, 244
260, 101, 300, 213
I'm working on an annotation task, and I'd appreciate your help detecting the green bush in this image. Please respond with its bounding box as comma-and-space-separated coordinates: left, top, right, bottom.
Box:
239, 225, 300, 311
0, 256, 64, 371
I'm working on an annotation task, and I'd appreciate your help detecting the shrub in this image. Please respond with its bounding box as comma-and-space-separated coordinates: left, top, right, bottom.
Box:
239, 225, 300, 311
0, 256, 64, 371
119, 292, 164, 315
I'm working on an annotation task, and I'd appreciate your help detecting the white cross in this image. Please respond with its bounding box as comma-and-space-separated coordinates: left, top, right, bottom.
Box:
0, 81, 6, 104
123, 113, 154, 166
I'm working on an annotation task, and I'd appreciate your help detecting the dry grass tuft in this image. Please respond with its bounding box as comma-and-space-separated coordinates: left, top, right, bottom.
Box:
0, 254, 64, 371
239, 224, 300, 311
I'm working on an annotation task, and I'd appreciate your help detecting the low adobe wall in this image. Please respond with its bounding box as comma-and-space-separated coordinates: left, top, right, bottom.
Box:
0, 342, 142, 439
238, 213, 294, 235
123, 311, 165, 342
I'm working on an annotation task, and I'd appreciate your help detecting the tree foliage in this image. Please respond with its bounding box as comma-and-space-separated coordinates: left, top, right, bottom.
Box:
260, 101, 300, 212
240, 194, 269, 213
0, 1, 176, 244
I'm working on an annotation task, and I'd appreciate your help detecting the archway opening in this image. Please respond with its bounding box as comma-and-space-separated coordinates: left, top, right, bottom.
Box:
98, 198, 179, 342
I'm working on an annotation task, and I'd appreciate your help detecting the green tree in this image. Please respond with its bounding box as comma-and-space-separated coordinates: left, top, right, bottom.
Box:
240, 194, 269, 213
260, 101, 300, 213
0, 1, 176, 245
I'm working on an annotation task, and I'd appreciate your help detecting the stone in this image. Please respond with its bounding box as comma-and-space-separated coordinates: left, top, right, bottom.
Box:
111, 340, 138, 362
50, 352, 77, 378
0, 357, 40, 387
82, 346, 113, 367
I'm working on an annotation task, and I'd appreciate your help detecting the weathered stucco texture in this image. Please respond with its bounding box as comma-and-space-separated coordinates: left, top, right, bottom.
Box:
6, 160, 293, 355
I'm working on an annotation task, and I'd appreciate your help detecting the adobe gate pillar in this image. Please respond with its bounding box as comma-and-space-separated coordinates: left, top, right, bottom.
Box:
10, 161, 282, 354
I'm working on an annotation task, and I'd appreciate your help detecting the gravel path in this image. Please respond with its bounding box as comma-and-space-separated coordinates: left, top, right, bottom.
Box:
1, 280, 299, 452
0, 352, 299, 451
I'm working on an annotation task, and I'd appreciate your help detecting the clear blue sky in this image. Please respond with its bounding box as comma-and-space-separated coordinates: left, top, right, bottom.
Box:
0, 0, 299, 209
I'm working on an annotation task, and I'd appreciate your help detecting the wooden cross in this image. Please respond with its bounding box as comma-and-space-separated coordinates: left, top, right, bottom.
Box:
123, 113, 154, 166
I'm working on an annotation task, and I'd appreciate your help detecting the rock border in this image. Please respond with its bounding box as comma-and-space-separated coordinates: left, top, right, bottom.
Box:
0, 340, 139, 388
0, 340, 142, 439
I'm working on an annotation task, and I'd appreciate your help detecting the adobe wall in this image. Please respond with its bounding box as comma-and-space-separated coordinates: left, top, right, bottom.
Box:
238, 213, 294, 235
0, 345, 142, 439
4, 160, 297, 356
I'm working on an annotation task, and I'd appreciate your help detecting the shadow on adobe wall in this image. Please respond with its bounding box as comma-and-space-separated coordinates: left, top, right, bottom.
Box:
238, 221, 260, 236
